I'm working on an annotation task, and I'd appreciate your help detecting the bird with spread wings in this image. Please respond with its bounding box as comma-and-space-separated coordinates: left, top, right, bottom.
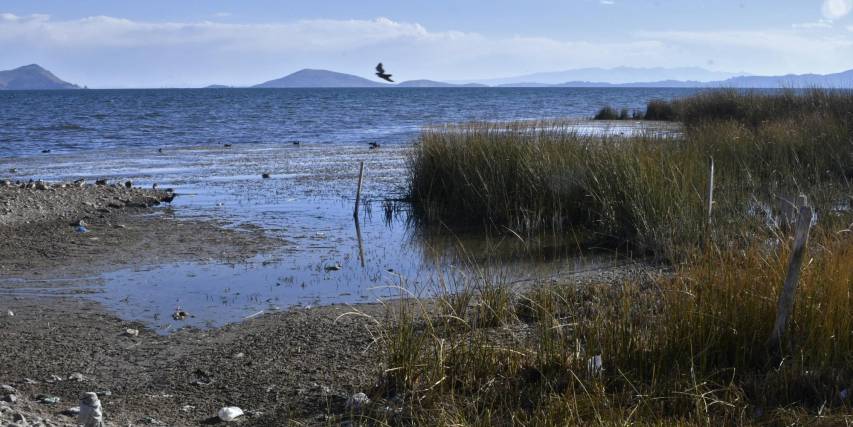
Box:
375, 63, 394, 82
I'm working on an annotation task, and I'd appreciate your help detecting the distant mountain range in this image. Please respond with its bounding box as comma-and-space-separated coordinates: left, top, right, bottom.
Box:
252, 68, 853, 89
253, 69, 486, 88
458, 67, 744, 86
0, 64, 79, 90
254, 69, 388, 88
4, 64, 853, 90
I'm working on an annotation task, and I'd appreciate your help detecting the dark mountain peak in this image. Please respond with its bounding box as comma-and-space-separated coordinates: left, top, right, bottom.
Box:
17, 64, 47, 71
254, 69, 388, 88
0, 64, 80, 90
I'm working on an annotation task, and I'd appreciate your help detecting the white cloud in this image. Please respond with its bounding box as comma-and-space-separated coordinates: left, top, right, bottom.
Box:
600, 0, 615, 5
638, 28, 853, 74
792, 19, 833, 29
1, 13, 853, 87
822, 0, 853, 19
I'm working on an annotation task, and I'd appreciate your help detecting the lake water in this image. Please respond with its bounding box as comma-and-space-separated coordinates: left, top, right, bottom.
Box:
0, 88, 697, 331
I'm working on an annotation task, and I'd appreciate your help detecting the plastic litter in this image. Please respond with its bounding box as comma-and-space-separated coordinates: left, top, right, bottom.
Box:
587, 354, 603, 376
38, 394, 61, 404
76, 225, 89, 233
218, 406, 244, 422
79, 392, 105, 427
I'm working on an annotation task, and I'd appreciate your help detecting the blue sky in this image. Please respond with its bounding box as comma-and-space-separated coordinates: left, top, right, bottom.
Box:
1, 0, 852, 87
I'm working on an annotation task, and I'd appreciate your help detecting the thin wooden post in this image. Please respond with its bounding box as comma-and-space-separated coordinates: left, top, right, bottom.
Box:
354, 216, 365, 268
707, 157, 715, 225
768, 195, 812, 352
353, 161, 364, 218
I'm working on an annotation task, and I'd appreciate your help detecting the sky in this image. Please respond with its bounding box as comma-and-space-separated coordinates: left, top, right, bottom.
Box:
1, 0, 853, 87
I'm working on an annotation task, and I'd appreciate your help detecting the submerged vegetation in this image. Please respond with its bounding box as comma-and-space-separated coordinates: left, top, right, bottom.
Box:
363, 89, 853, 425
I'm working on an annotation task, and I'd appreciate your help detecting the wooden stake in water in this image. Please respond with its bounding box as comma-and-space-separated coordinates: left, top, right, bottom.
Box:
354, 216, 366, 268
707, 157, 715, 225
768, 195, 812, 352
353, 161, 364, 218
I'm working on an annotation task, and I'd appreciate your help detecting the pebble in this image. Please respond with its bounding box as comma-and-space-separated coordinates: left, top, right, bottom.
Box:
38, 395, 60, 405
172, 310, 189, 321
0, 385, 15, 396
218, 406, 244, 422
68, 372, 84, 382
138, 415, 164, 425
347, 392, 370, 410
124, 328, 139, 337
12, 413, 25, 424
5, 311, 11, 317
2, 394, 16, 403
61, 406, 80, 417
261, 172, 271, 179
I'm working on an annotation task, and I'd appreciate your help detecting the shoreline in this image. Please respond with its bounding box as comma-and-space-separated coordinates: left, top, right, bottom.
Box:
0, 181, 382, 425
0, 177, 653, 425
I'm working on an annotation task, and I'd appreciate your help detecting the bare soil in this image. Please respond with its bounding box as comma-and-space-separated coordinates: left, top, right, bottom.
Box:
0, 182, 384, 426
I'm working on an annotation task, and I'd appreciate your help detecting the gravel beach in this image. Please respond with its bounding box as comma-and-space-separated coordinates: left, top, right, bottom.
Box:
0, 181, 384, 425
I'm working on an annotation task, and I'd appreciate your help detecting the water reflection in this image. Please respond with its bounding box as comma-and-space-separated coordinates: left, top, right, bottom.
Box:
0, 136, 632, 332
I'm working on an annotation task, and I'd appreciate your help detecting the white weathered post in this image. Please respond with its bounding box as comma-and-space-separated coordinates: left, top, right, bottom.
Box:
768, 195, 812, 352
707, 157, 715, 225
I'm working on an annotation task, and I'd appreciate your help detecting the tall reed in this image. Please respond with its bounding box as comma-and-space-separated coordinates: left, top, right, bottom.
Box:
408, 90, 853, 259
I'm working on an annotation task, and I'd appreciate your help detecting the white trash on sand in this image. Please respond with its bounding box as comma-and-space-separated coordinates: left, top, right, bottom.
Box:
79, 392, 105, 427
218, 406, 244, 422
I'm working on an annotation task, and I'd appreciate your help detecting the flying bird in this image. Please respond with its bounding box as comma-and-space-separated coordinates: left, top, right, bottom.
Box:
375, 63, 394, 82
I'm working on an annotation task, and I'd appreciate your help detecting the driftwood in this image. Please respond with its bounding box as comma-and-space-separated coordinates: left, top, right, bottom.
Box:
768, 195, 813, 352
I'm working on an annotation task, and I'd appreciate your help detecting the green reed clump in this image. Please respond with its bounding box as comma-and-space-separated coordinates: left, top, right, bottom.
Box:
594, 106, 636, 120
664, 88, 853, 126
644, 98, 677, 120
593, 106, 621, 120
408, 90, 853, 259
369, 231, 853, 425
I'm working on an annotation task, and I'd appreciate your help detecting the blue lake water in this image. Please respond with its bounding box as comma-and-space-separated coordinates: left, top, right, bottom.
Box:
0, 87, 699, 155
0, 88, 696, 331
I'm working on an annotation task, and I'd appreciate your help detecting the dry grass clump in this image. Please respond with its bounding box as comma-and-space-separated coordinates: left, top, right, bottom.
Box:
372, 88, 853, 425
364, 230, 852, 425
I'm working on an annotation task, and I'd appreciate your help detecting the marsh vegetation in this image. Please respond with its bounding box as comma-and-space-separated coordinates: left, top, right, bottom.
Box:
364, 89, 853, 425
